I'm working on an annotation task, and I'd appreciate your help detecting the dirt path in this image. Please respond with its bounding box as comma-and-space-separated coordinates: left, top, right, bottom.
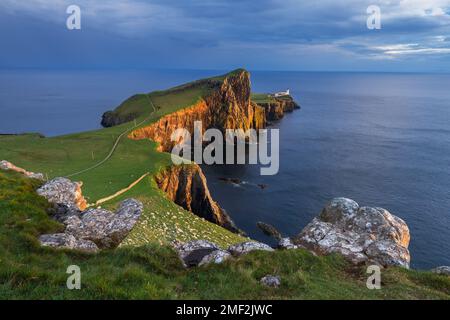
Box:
66, 95, 156, 178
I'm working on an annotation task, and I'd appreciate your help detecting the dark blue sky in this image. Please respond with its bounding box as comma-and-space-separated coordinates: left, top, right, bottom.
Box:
1, 0, 450, 72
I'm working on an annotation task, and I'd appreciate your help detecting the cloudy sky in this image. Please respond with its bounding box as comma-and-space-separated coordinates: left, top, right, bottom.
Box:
1, 0, 449, 72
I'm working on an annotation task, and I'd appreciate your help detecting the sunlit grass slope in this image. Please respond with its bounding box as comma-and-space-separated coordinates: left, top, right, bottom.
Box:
1, 171, 449, 299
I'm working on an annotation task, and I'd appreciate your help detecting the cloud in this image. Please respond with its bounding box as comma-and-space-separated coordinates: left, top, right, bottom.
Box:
0, 0, 450, 70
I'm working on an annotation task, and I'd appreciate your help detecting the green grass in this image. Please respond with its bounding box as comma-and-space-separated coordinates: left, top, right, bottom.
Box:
1, 171, 449, 299
251, 93, 276, 104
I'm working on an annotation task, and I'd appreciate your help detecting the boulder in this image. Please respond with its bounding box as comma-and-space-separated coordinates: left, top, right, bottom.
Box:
39, 233, 98, 253
431, 266, 450, 276
278, 237, 299, 250
0, 160, 44, 180
174, 240, 220, 267
37, 177, 87, 211
256, 222, 282, 240
260, 275, 281, 288
198, 250, 232, 266
293, 198, 411, 268
64, 198, 143, 248
228, 241, 274, 256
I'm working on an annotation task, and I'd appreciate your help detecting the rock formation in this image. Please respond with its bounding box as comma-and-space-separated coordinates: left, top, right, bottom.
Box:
37, 177, 87, 211
431, 266, 450, 276
0, 160, 44, 180
175, 239, 273, 267
256, 96, 300, 121
155, 164, 239, 233
40, 198, 143, 252
128, 70, 266, 152
293, 198, 411, 268
227, 241, 274, 256
260, 275, 281, 288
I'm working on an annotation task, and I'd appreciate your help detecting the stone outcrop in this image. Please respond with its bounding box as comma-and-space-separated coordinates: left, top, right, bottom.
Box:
256, 221, 282, 240
37, 177, 87, 211
155, 164, 239, 233
0, 160, 44, 180
228, 241, 274, 256
260, 275, 281, 288
128, 69, 266, 152
256, 96, 300, 121
40, 198, 143, 251
39, 233, 99, 252
175, 240, 272, 267
293, 198, 411, 268
431, 266, 450, 276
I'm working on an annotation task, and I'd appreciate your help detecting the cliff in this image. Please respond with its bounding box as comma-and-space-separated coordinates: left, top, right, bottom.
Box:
128, 69, 266, 152
155, 164, 239, 233
256, 95, 300, 121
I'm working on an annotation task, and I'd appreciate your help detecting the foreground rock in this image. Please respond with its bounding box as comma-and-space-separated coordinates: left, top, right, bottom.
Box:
175, 240, 221, 267
228, 241, 274, 256
0, 160, 44, 180
256, 222, 282, 241
37, 177, 88, 211
39, 233, 99, 252
175, 240, 273, 267
293, 198, 411, 268
278, 237, 299, 250
431, 266, 450, 276
260, 275, 281, 288
40, 198, 143, 251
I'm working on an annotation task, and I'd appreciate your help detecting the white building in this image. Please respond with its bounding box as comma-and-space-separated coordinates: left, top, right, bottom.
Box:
272, 89, 290, 97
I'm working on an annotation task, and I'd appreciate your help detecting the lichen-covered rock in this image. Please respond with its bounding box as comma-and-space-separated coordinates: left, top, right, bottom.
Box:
278, 237, 299, 250
37, 177, 87, 211
293, 198, 411, 268
175, 240, 220, 267
39, 233, 98, 252
260, 275, 281, 288
64, 199, 143, 248
227, 241, 274, 256
198, 250, 232, 266
431, 266, 450, 276
0, 160, 44, 180
175, 240, 218, 259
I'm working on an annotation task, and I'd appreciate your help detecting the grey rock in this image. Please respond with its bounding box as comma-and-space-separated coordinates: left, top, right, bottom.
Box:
39, 233, 98, 252
175, 240, 219, 264
198, 250, 232, 266
260, 275, 281, 288
37, 177, 87, 211
0, 160, 44, 180
228, 241, 274, 256
256, 221, 282, 240
294, 198, 410, 268
65, 198, 143, 248
431, 266, 450, 276
278, 237, 299, 250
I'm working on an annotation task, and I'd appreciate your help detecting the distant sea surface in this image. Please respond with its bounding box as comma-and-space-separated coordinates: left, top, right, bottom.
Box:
1, 69, 449, 269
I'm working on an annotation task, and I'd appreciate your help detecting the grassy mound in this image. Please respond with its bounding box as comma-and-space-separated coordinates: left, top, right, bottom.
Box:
1, 171, 449, 299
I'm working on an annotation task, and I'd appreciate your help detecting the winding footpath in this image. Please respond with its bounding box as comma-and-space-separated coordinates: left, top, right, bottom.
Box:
66, 95, 156, 178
